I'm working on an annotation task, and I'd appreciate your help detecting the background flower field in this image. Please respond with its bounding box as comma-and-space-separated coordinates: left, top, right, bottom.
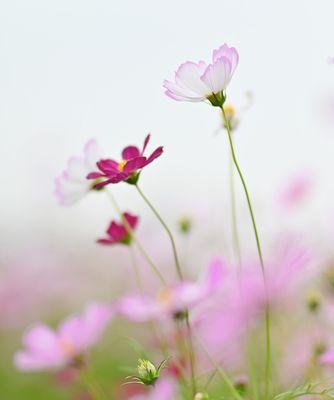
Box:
1, 0, 334, 399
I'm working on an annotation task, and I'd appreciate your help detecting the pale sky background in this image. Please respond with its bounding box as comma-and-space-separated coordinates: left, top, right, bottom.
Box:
0, 0, 334, 282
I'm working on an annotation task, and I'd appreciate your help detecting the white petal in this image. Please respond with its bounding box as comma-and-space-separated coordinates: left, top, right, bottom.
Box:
200, 57, 232, 94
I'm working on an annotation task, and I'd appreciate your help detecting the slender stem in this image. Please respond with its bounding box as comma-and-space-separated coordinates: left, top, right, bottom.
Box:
134, 184, 197, 394
135, 184, 183, 281
129, 246, 143, 292
229, 148, 242, 271
106, 190, 166, 286
221, 106, 271, 400
80, 368, 108, 400
196, 336, 242, 400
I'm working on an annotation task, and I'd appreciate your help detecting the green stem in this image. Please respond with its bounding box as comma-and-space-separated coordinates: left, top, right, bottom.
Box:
80, 368, 108, 400
135, 184, 184, 281
229, 149, 242, 271
134, 184, 197, 394
106, 190, 166, 286
197, 337, 242, 400
221, 106, 271, 400
129, 246, 143, 292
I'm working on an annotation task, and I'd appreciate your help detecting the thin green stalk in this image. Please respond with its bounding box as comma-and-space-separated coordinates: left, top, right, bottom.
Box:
106, 190, 166, 286
196, 337, 242, 400
229, 147, 242, 271
129, 246, 143, 292
135, 184, 183, 281
221, 106, 271, 400
80, 368, 108, 400
134, 184, 196, 395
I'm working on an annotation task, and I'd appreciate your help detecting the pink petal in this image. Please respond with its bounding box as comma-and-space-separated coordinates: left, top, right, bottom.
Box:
123, 212, 139, 230
142, 134, 151, 155
212, 44, 239, 74
97, 159, 119, 175
145, 147, 163, 165
201, 57, 232, 94
123, 157, 147, 173
122, 146, 141, 160
86, 172, 104, 179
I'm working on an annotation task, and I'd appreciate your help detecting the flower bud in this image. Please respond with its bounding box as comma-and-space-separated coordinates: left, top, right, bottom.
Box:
178, 216, 192, 234
306, 290, 322, 312
194, 392, 209, 400
136, 359, 161, 386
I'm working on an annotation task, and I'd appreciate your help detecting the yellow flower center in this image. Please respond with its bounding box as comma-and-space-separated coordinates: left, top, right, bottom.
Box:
156, 288, 173, 306
60, 339, 75, 357
223, 104, 235, 117
117, 160, 127, 172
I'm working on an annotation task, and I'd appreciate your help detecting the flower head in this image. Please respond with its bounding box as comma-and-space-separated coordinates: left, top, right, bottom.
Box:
97, 212, 139, 246
87, 134, 163, 188
55, 139, 101, 205
14, 303, 112, 372
163, 43, 239, 106
116, 259, 225, 322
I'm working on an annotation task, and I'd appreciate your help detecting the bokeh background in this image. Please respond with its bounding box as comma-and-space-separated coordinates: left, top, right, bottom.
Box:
1, 0, 334, 398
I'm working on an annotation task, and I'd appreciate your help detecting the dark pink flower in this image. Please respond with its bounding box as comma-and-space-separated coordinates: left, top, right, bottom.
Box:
87, 134, 163, 188
97, 213, 139, 246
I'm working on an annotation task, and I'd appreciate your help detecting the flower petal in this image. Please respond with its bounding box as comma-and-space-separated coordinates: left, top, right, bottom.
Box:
123, 157, 147, 174
200, 57, 232, 94
122, 146, 141, 160
212, 43, 239, 74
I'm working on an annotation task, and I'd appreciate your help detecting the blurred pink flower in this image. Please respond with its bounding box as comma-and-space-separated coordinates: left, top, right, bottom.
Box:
319, 349, 334, 365
117, 259, 225, 322
196, 243, 311, 369
97, 212, 139, 246
55, 139, 101, 205
277, 170, 314, 210
14, 302, 112, 372
129, 377, 177, 400
163, 43, 238, 104
87, 134, 163, 188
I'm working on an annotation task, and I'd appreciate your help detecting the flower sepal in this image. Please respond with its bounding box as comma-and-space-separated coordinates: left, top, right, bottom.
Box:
125, 172, 141, 185
207, 91, 226, 107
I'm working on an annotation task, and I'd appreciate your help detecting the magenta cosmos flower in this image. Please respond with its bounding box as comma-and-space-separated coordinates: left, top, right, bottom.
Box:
87, 134, 163, 188
14, 303, 112, 371
116, 259, 225, 322
97, 212, 139, 246
163, 43, 239, 106
55, 139, 101, 205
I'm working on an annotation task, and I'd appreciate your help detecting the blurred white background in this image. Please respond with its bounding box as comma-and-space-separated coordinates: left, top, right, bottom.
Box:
0, 0, 334, 300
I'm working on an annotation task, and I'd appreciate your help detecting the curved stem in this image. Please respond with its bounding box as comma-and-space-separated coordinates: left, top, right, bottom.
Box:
196, 335, 242, 400
221, 106, 271, 400
106, 190, 166, 286
229, 146, 242, 271
135, 184, 183, 281
134, 184, 197, 394
129, 246, 143, 292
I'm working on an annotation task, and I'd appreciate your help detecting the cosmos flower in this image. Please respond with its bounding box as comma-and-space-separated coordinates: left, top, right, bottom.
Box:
14, 303, 112, 372
163, 43, 239, 106
97, 212, 139, 246
87, 134, 163, 188
116, 259, 225, 322
55, 139, 101, 205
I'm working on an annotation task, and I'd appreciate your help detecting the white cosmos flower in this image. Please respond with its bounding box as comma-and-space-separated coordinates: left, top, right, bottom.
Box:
163, 43, 239, 104
54, 139, 101, 205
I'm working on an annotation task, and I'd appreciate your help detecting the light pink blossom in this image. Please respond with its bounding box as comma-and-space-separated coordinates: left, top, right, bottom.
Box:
117, 259, 225, 322
164, 43, 238, 104
14, 303, 112, 371
55, 139, 101, 205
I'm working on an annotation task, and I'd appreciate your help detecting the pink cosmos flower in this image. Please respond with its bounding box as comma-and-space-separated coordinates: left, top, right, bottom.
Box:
319, 349, 334, 365
277, 170, 314, 210
87, 134, 163, 188
163, 43, 239, 105
55, 139, 101, 205
116, 259, 225, 322
129, 377, 177, 400
97, 212, 139, 246
14, 303, 112, 372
